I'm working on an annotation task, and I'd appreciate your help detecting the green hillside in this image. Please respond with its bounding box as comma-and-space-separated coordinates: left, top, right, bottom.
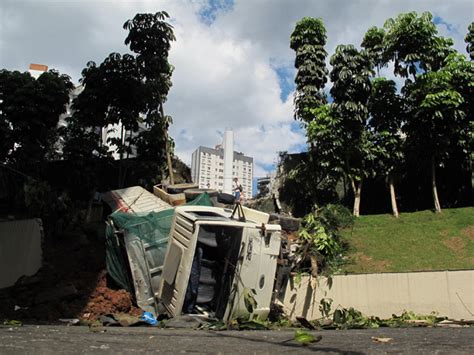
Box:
340, 207, 474, 274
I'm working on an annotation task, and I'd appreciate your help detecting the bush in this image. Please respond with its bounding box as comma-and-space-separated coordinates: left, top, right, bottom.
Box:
295, 204, 353, 275
318, 204, 354, 232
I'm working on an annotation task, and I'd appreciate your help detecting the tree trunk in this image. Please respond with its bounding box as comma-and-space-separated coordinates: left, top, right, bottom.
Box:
389, 173, 399, 218
159, 103, 174, 185
351, 178, 363, 217
431, 156, 442, 213
310, 255, 318, 278
118, 124, 125, 188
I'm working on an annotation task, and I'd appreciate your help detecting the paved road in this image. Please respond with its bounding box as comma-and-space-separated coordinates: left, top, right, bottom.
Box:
0, 325, 473, 354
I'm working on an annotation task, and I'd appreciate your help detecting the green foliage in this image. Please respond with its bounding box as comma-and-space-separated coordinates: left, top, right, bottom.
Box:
404, 53, 472, 163
290, 17, 328, 123
294, 329, 321, 346
67, 11, 177, 188
333, 307, 381, 329
313, 301, 447, 330
318, 204, 355, 232
243, 287, 258, 314
124, 11, 175, 114
383, 11, 454, 78
361, 26, 387, 74
0, 69, 73, 166
296, 204, 353, 274
465, 22, 474, 60
383, 311, 442, 327
319, 298, 333, 319
307, 105, 345, 180
368, 78, 405, 177
329, 44, 376, 214
277, 151, 340, 217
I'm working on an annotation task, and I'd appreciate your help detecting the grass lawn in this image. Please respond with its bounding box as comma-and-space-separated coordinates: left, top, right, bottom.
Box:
340, 207, 474, 274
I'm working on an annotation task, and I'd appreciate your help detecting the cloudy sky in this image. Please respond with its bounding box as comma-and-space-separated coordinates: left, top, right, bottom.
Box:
1, 0, 472, 178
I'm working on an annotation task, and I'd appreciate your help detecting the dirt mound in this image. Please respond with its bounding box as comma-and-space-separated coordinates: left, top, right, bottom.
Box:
0, 224, 141, 324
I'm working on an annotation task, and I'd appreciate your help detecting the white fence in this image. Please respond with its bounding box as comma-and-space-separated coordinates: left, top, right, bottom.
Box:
282, 270, 474, 320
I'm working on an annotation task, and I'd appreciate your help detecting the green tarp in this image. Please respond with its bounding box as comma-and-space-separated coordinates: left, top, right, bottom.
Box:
105, 193, 213, 291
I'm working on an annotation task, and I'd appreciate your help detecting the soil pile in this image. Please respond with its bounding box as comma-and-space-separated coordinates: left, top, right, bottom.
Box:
0, 224, 141, 324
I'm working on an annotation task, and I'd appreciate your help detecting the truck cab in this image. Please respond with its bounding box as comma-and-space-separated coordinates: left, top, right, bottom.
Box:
157, 205, 281, 321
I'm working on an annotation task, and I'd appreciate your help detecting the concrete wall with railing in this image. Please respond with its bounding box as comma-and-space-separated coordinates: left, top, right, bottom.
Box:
282, 270, 474, 320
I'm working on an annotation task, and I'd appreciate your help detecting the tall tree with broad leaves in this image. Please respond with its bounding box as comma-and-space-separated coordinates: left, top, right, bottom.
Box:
368, 78, 405, 217
72, 53, 147, 187
0, 69, 73, 172
403, 53, 472, 213
329, 45, 375, 217
383, 11, 463, 213
124, 11, 176, 184
383, 12, 455, 79
465, 22, 474, 61
361, 26, 387, 76
290, 17, 328, 124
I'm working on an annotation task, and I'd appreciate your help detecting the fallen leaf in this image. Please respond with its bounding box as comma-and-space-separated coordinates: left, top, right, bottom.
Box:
3, 320, 22, 327
294, 330, 322, 346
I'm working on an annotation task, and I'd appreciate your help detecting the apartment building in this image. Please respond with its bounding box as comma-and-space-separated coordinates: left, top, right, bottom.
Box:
191, 146, 253, 198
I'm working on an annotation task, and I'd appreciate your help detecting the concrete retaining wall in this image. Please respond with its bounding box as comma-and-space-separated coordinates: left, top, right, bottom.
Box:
0, 219, 43, 289
282, 270, 474, 320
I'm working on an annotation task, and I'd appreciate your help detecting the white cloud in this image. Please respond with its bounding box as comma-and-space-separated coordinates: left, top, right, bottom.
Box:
1, 0, 472, 179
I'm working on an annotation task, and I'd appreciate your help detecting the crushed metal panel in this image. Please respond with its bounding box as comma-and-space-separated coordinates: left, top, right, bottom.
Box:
0, 219, 43, 289
158, 213, 197, 318
103, 186, 171, 214
121, 228, 168, 316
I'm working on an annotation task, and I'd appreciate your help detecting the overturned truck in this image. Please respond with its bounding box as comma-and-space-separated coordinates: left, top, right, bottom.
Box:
104, 186, 282, 321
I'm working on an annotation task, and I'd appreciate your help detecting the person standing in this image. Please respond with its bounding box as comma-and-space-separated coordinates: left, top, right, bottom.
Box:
232, 177, 242, 202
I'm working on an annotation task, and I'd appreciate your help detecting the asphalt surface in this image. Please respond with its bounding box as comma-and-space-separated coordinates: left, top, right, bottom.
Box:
0, 325, 473, 354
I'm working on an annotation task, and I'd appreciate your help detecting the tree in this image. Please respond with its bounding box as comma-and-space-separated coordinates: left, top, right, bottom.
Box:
383, 12, 454, 79
290, 17, 328, 124
403, 54, 471, 213
306, 105, 345, 183
0, 69, 73, 171
465, 22, 474, 61
329, 45, 374, 216
368, 78, 405, 217
124, 11, 176, 184
72, 53, 147, 187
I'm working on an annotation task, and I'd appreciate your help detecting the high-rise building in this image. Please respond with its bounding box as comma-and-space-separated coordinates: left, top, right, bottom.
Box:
191, 145, 253, 198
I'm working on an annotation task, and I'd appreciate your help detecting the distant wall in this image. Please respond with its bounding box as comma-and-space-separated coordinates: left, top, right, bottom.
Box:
283, 270, 474, 320
0, 219, 43, 289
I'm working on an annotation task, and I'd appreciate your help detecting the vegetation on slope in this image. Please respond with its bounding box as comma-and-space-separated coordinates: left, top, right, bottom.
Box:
340, 207, 474, 274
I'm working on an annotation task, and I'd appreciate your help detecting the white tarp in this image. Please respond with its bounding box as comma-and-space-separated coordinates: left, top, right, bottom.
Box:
0, 219, 43, 289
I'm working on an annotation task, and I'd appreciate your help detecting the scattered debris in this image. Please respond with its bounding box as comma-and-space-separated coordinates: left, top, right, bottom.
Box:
371, 336, 393, 343
140, 312, 158, 326
296, 316, 315, 330
58, 318, 80, 325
